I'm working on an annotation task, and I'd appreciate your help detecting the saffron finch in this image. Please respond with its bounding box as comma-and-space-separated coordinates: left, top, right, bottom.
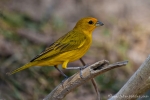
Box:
7, 17, 104, 77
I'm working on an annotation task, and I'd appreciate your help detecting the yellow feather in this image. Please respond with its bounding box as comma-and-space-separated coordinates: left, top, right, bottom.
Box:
7, 17, 103, 74
6, 62, 37, 75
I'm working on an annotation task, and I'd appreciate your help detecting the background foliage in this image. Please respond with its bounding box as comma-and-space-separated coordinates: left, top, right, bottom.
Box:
0, 0, 150, 100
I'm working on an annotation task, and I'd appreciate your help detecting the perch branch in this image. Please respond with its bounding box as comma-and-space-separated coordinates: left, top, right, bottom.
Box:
80, 58, 100, 100
43, 60, 128, 100
91, 77, 100, 100
109, 55, 150, 100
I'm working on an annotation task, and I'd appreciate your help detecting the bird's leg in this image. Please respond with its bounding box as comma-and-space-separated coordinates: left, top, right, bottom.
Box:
80, 58, 86, 65
80, 58, 100, 100
54, 65, 68, 84
66, 59, 88, 78
79, 58, 88, 78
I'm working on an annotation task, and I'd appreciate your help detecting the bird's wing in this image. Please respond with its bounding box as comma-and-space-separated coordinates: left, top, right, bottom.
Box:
30, 31, 86, 62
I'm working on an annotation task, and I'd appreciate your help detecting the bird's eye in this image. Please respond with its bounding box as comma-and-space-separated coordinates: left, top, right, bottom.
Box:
88, 20, 94, 24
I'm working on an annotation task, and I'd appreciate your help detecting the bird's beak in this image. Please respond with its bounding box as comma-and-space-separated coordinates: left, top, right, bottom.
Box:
96, 21, 104, 26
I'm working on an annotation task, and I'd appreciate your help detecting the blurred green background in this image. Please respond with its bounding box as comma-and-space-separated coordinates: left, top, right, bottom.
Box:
0, 0, 150, 100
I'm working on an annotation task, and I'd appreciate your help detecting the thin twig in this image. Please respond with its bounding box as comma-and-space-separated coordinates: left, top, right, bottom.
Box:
43, 60, 128, 100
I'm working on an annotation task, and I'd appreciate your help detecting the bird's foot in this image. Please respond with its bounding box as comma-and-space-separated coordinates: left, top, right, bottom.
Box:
61, 75, 69, 88
79, 64, 89, 79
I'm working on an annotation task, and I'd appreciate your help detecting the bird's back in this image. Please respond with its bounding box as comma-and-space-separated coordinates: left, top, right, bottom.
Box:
30, 29, 92, 65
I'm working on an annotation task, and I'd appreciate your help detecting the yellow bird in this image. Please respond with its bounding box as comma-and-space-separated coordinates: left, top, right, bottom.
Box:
7, 17, 104, 78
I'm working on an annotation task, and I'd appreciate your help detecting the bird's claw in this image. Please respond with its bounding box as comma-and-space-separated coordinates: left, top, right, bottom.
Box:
61, 76, 69, 87
82, 64, 89, 69
79, 64, 89, 79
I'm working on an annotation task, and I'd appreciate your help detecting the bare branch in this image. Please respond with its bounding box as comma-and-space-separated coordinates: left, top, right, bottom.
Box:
43, 60, 128, 100
109, 55, 150, 100
80, 58, 100, 100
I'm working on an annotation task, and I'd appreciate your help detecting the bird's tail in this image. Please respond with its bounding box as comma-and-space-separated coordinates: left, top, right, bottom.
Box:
6, 62, 37, 75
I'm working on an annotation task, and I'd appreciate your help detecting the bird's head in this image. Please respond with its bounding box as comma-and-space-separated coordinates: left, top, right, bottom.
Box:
74, 17, 104, 33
